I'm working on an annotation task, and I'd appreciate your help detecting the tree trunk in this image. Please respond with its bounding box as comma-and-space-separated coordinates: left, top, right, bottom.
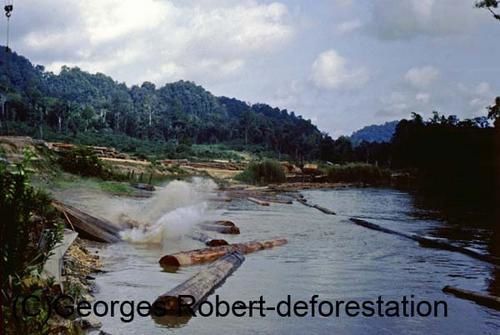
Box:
443, 286, 500, 310
188, 231, 228, 247
349, 218, 500, 265
52, 200, 121, 243
154, 252, 245, 315
248, 197, 270, 206
198, 223, 240, 234
159, 238, 287, 268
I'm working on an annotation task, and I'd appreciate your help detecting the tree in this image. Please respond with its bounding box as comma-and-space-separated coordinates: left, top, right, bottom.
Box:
487, 96, 500, 127
476, 0, 500, 21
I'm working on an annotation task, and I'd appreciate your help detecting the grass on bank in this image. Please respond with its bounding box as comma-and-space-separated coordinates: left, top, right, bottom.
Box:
325, 163, 391, 184
235, 159, 286, 184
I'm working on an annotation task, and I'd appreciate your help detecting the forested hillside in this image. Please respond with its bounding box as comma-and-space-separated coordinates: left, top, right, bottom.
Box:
0, 49, 324, 160
350, 121, 398, 146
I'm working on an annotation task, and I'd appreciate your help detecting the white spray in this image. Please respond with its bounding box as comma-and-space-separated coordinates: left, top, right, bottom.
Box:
118, 177, 218, 246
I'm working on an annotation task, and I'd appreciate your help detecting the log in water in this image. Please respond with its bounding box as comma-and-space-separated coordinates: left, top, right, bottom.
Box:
248, 197, 270, 206
297, 198, 336, 215
349, 218, 500, 265
154, 252, 245, 315
159, 238, 288, 268
52, 200, 121, 243
443, 286, 500, 310
199, 223, 240, 234
214, 220, 236, 227
189, 231, 229, 247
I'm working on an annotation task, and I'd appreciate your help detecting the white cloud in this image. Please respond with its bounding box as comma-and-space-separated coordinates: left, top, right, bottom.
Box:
404, 66, 439, 89
416, 92, 431, 103
336, 19, 362, 34
367, 0, 483, 40
16, 0, 294, 85
311, 49, 369, 90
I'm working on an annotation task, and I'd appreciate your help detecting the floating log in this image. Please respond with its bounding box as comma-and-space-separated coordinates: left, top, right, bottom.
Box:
199, 223, 240, 235
52, 201, 121, 243
443, 286, 500, 310
131, 183, 155, 191
414, 235, 499, 265
189, 232, 229, 247
208, 196, 232, 202
159, 238, 287, 268
349, 217, 500, 265
297, 198, 336, 215
248, 197, 270, 206
266, 198, 293, 205
214, 220, 236, 227
154, 252, 245, 315
349, 218, 413, 239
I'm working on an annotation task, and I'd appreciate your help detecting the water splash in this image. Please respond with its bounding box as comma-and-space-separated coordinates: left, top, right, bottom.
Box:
119, 177, 217, 246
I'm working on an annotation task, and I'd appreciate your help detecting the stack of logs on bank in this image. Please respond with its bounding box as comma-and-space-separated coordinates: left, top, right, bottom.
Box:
154, 219, 288, 317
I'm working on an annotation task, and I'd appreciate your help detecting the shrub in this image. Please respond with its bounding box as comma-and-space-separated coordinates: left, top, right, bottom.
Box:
56, 146, 125, 180
325, 163, 390, 184
0, 152, 64, 334
235, 160, 286, 184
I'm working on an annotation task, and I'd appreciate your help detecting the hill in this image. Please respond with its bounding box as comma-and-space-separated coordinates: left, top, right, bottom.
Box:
0, 49, 323, 160
350, 121, 399, 146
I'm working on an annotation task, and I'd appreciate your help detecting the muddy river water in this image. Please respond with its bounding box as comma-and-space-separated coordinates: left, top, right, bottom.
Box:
87, 183, 500, 334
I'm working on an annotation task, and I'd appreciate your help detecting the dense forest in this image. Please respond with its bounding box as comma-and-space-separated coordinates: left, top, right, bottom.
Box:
0, 48, 329, 161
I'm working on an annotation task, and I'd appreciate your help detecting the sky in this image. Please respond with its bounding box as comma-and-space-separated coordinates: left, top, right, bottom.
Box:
4, 0, 500, 137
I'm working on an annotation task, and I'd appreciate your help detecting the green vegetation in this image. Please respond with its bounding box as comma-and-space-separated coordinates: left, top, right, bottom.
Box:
191, 144, 244, 161
0, 49, 324, 161
326, 163, 390, 185
0, 152, 65, 334
98, 181, 134, 196
57, 146, 113, 178
235, 160, 286, 184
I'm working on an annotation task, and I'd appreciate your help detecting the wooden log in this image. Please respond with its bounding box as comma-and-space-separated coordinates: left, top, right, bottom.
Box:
199, 223, 240, 235
248, 197, 270, 206
132, 183, 155, 191
154, 252, 245, 315
414, 235, 500, 265
349, 217, 500, 265
52, 201, 121, 243
214, 220, 236, 227
159, 238, 287, 268
297, 198, 336, 215
189, 232, 229, 247
349, 218, 413, 239
443, 286, 500, 310
265, 198, 293, 205
312, 204, 336, 215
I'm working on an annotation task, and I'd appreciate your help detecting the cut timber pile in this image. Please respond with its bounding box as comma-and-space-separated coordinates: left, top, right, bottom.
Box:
154, 252, 245, 315
159, 238, 287, 268
52, 201, 121, 243
49, 142, 130, 160
443, 286, 500, 310
302, 164, 319, 175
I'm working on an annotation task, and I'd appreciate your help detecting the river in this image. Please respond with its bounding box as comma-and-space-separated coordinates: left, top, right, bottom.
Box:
89, 184, 500, 334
